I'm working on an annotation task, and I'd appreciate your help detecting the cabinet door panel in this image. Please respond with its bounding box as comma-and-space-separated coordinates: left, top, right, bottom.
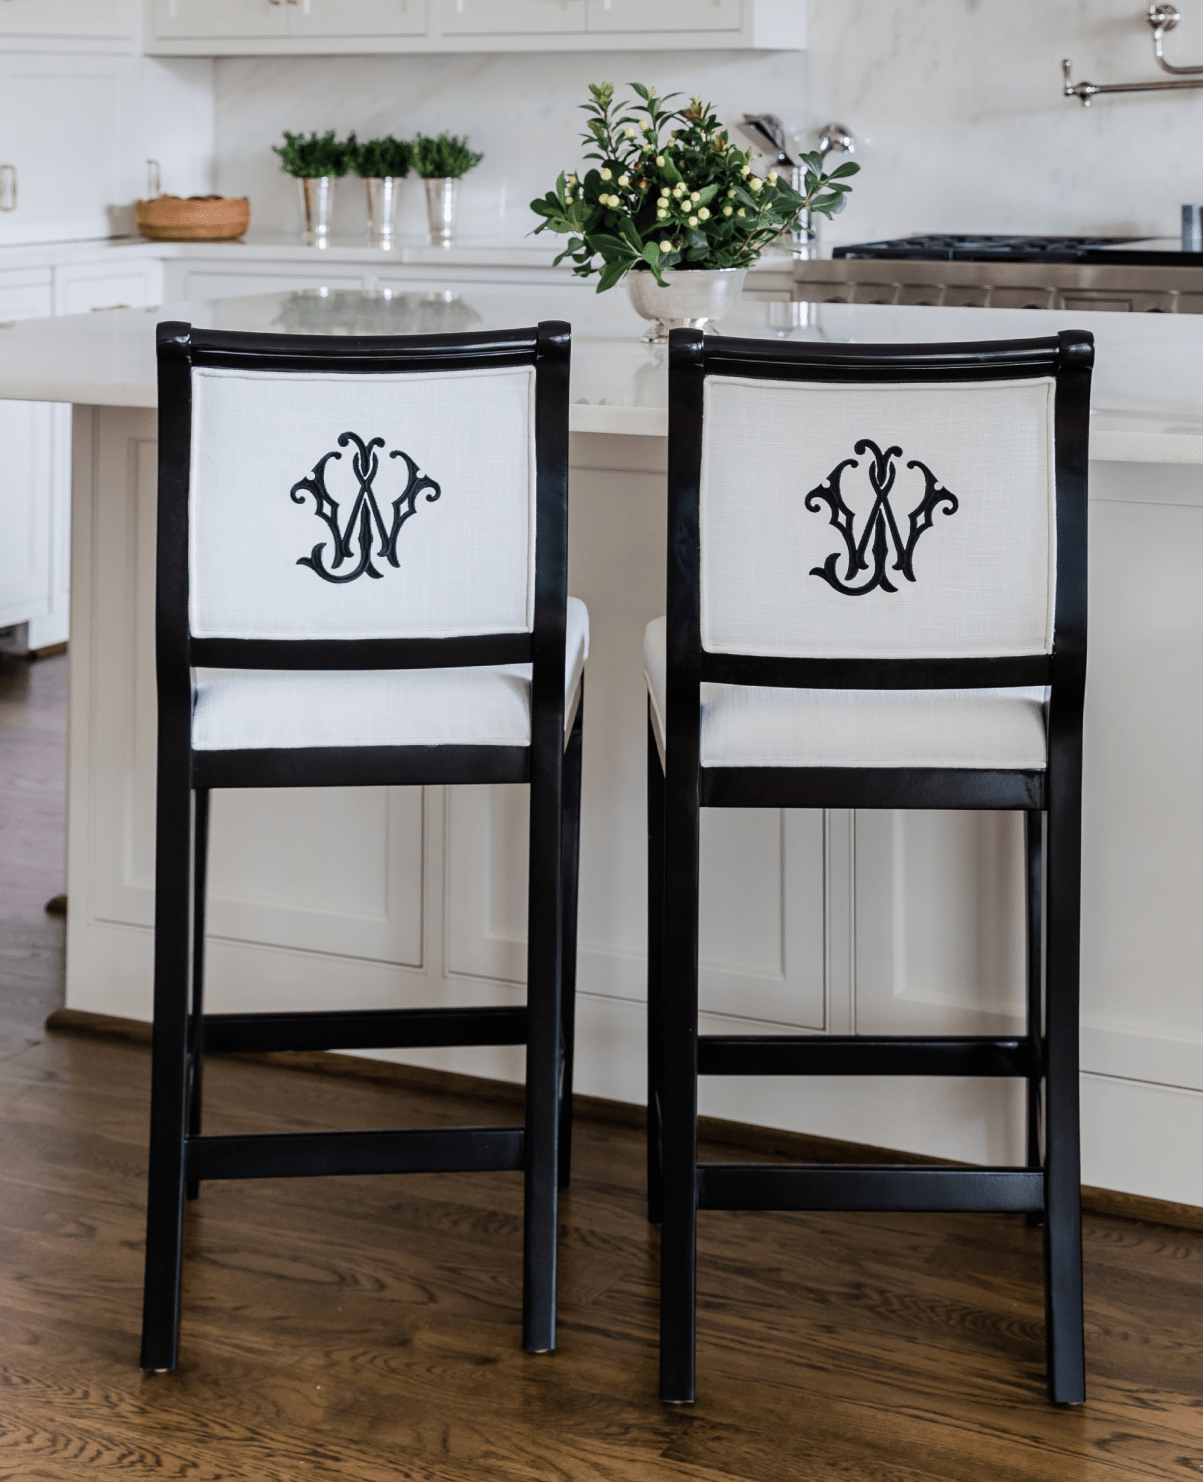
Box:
440, 0, 585, 35
0, 399, 51, 628
290, 0, 426, 35
150, 0, 287, 39
587, 0, 740, 30
0, 0, 135, 37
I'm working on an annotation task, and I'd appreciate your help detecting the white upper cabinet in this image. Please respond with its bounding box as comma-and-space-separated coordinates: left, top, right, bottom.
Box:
290, 0, 427, 38
150, 0, 287, 40
439, 0, 585, 36
144, 0, 804, 52
0, 0, 137, 49
586, 0, 741, 32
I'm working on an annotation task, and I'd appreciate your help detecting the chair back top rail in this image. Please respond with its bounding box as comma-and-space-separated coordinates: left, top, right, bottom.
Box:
177, 322, 543, 374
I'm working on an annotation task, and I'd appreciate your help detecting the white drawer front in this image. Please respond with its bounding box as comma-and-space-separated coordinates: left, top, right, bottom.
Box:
0, 272, 52, 323
57, 264, 158, 316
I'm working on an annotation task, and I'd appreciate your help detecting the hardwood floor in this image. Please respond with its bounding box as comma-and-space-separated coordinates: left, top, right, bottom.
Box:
2, 651, 1203, 1479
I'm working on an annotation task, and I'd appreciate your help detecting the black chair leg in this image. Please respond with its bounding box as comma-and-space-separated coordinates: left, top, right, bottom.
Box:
1024, 809, 1044, 1228
185, 789, 210, 1203
646, 716, 665, 1225
558, 693, 583, 1193
659, 761, 700, 1404
522, 715, 564, 1354
140, 774, 193, 1372
1043, 778, 1086, 1404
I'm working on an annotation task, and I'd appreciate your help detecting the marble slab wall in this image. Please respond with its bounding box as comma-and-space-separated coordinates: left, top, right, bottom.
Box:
212, 0, 1203, 249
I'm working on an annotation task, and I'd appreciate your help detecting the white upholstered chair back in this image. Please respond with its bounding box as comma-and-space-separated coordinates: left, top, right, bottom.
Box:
699, 375, 1058, 660
188, 363, 537, 641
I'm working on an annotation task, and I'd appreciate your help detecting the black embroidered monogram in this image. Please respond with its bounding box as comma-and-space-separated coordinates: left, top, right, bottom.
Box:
289, 431, 441, 584
804, 439, 958, 596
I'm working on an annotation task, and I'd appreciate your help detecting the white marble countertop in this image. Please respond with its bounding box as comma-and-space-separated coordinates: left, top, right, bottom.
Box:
0, 283, 1200, 461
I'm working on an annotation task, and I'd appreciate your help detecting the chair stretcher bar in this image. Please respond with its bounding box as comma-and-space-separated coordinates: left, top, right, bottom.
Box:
185, 1126, 526, 1181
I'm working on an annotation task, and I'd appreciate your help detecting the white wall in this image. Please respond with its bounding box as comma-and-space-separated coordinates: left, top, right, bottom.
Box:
807, 0, 1203, 248
212, 1, 1203, 249
212, 47, 808, 242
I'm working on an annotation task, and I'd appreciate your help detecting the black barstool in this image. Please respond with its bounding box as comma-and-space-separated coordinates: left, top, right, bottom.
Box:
645, 327, 1093, 1404
141, 318, 586, 1369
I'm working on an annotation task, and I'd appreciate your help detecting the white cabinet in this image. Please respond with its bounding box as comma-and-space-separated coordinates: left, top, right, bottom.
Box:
292, 0, 426, 37
0, 0, 137, 49
151, 0, 426, 39
149, 0, 287, 40
0, 270, 54, 640
586, 0, 741, 32
439, 0, 585, 34
0, 54, 142, 249
145, 0, 804, 52
0, 254, 161, 653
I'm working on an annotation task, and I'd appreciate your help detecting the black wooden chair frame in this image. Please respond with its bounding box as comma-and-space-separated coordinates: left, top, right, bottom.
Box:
141, 319, 581, 1370
647, 328, 1094, 1405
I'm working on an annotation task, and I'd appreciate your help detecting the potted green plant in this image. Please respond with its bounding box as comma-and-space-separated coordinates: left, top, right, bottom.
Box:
274, 130, 357, 244
353, 136, 412, 249
530, 83, 859, 340
411, 132, 484, 245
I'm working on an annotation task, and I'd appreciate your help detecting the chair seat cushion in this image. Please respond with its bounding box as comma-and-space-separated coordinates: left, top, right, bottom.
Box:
643, 618, 1047, 771
192, 599, 588, 752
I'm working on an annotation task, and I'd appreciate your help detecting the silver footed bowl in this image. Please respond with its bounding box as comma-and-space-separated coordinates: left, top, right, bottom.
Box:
625, 266, 747, 344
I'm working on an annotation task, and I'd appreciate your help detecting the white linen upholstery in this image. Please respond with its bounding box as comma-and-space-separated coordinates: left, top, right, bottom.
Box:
699, 375, 1057, 659
193, 599, 588, 751
189, 363, 537, 641
643, 618, 1047, 770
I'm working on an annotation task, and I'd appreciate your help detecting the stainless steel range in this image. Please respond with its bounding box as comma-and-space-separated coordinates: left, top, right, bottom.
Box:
792, 233, 1203, 313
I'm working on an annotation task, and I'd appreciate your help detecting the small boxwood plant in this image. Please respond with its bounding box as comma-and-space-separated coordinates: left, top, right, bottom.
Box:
354, 136, 412, 180
273, 130, 357, 179
411, 133, 483, 180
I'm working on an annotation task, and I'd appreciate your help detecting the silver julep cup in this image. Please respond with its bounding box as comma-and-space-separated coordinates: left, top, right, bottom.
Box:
299, 176, 335, 246
365, 177, 399, 248
424, 176, 459, 246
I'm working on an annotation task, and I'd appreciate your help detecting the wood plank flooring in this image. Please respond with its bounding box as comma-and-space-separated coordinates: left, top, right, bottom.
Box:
2, 650, 1203, 1479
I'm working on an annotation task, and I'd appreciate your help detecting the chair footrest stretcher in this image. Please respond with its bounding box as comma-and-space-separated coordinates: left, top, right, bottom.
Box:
200, 1005, 528, 1055
185, 1126, 525, 1181
696, 1163, 1044, 1213
697, 1035, 1039, 1078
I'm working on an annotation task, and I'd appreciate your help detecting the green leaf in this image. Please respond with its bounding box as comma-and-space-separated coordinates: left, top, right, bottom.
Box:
584, 232, 635, 256
596, 259, 630, 293
617, 215, 644, 253
694, 183, 719, 207
660, 154, 683, 186
827, 160, 859, 179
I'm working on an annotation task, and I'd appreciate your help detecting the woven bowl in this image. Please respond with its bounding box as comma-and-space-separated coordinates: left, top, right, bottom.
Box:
135, 194, 250, 242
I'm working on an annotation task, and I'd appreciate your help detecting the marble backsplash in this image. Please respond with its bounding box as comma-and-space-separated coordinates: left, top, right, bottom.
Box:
211, 0, 1203, 252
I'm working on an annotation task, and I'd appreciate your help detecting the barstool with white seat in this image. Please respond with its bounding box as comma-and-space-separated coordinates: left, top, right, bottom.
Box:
645, 327, 1093, 1404
141, 318, 585, 1370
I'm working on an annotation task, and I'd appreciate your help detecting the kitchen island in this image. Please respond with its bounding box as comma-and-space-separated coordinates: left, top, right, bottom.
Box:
3, 286, 1200, 1207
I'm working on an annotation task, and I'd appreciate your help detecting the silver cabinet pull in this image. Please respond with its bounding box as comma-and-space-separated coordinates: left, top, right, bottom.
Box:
0, 166, 16, 212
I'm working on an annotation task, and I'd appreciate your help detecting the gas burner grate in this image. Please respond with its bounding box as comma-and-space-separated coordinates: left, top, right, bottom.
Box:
834, 234, 1144, 262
